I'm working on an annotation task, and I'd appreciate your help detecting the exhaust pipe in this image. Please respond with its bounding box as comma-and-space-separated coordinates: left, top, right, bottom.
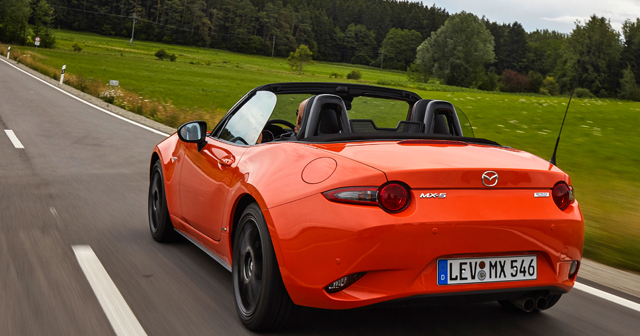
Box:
536, 296, 549, 310
511, 295, 536, 313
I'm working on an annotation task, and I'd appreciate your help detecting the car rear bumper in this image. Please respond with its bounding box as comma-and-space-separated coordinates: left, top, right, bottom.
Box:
267, 190, 584, 309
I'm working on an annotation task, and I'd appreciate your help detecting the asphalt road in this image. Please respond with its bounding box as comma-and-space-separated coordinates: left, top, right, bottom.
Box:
0, 58, 638, 336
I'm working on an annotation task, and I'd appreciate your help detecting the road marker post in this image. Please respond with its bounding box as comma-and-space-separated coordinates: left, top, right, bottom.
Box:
6, 46, 9, 59
59, 65, 66, 85
35, 37, 40, 53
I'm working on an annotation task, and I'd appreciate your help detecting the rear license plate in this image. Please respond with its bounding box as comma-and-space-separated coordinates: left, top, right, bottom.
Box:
437, 255, 537, 285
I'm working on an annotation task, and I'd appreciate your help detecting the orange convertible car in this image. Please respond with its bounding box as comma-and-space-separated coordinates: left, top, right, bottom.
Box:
148, 83, 584, 331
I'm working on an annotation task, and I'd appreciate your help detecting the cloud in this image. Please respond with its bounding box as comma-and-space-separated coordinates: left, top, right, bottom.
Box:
541, 16, 588, 24
423, 0, 639, 33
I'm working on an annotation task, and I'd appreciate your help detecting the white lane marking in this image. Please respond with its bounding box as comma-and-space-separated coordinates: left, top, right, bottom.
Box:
575, 282, 640, 313
49, 207, 65, 229
4, 130, 24, 148
0, 58, 170, 137
72, 245, 148, 336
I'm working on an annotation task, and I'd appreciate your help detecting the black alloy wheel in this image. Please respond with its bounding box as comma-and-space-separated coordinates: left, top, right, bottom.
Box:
148, 160, 175, 242
232, 203, 294, 331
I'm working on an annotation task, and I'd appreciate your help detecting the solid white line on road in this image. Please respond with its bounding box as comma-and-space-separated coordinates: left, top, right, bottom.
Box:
72, 245, 148, 336
0, 58, 169, 137
4, 130, 24, 148
575, 282, 640, 313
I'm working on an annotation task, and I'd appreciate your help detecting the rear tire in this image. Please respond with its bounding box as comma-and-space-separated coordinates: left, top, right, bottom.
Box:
148, 160, 175, 243
233, 203, 294, 331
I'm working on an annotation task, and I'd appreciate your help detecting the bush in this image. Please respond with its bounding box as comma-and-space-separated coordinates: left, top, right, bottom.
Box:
329, 72, 343, 78
500, 69, 531, 92
478, 69, 499, 91
573, 88, 595, 98
346, 70, 362, 80
155, 49, 168, 60
528, 71, 544, 93
542, 76, 559, 95
169, 54, 177, 62
539, 88, 550, 95
205, 60, 212, 66
72, 42, 82, 52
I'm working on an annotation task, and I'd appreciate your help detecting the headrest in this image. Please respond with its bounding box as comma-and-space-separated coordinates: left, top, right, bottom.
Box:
318, 109, 340, 134
297, 94, 351, 139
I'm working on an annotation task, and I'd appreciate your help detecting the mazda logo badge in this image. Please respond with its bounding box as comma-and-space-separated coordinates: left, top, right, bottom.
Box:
482, 171, 498, 187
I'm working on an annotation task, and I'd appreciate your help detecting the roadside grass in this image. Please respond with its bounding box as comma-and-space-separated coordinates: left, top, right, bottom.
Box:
3, 30, 640, 272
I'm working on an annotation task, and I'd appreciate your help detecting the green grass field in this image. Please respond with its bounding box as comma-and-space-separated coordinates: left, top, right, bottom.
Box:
8, 30, 640, 272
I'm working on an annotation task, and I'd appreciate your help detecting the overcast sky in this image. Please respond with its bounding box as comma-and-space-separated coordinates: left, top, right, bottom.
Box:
424, 0, 640, 33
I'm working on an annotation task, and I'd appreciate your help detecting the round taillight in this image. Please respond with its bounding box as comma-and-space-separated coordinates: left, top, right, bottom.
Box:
552, 182, 574, 210
378, 182, 410, 213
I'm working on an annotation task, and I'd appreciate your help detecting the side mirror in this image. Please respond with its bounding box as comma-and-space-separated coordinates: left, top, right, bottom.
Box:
177, 121, 207, 150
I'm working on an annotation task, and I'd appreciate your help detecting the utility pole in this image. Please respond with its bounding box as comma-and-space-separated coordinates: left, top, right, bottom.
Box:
271, 36, 276, 60
130, 13, 137, 44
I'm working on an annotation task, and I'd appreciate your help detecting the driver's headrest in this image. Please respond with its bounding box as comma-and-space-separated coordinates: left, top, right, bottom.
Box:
297, 94, 351, 139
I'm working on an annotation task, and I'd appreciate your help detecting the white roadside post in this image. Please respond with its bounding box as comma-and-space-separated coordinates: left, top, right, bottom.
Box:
60, 65, 66, 85
6, 46, 10, 59
35, 37, 40, 53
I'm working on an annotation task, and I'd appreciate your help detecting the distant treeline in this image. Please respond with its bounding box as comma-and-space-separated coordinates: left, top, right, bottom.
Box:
2, 0, 640, 99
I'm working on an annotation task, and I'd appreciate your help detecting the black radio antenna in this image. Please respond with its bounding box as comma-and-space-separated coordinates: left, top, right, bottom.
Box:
550, 60, 582, 166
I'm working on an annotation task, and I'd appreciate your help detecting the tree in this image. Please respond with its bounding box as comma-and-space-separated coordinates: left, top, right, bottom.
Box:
342, 24, 377, 65
619, 66, 640, 101
557, 15, 623, 96
527, 29, 566, 76
502, 22, 529, 73
622, 19, 640, 84
414, 12, 495, 87
287, 44, 313, 75
373, 28, 422, 70
33, 0, 55, 48
0, 0, 32, 45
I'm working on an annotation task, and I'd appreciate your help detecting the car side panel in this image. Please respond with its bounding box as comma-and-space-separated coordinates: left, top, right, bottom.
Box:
154, 134, 183, 219
220, 141, 388, 267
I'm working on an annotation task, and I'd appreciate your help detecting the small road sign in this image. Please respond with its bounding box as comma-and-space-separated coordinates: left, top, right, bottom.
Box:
35, 37, 40, 42
109, 80, 119, 86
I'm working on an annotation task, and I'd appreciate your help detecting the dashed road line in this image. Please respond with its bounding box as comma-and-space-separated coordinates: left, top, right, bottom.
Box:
72, 245, 148, 336
4, 129, 24, 148
0, 58, 169, 137
575, 282, 640, 313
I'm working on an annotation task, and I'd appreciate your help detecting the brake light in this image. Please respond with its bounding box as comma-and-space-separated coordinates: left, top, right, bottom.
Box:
552, 182, 575, 210
323, 182, 412, 213
322, 187, 378, 206
378, 182, 411, 213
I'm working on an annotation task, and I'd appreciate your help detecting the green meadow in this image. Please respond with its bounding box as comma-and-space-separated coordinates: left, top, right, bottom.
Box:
9, 30, 640, 272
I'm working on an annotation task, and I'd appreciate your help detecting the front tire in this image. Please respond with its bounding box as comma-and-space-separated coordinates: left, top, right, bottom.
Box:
148, 160, 175, 242
233, 203, 293, 331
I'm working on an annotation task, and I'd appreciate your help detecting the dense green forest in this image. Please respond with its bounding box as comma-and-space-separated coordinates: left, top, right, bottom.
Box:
2, 0, 640, 99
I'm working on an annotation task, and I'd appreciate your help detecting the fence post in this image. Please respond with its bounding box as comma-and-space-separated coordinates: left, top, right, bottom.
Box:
6, 46, 10, 59
60, 65, 66, 85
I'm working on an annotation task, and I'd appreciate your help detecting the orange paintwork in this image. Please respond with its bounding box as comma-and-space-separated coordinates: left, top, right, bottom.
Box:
153, 136, 584, 309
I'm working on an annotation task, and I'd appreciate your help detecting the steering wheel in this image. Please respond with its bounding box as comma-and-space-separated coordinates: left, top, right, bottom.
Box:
266, 119, 296, 131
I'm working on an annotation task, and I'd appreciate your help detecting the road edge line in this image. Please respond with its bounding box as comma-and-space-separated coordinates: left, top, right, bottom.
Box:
0, 57, 170, 137
574, 282, 640, 313
72, 245, 148, 336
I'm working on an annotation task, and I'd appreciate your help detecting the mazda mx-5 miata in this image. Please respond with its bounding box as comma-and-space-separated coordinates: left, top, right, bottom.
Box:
148, 82, 584, 331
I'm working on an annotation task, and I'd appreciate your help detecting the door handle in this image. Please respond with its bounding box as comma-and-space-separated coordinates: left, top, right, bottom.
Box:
220, 158, 234, 166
